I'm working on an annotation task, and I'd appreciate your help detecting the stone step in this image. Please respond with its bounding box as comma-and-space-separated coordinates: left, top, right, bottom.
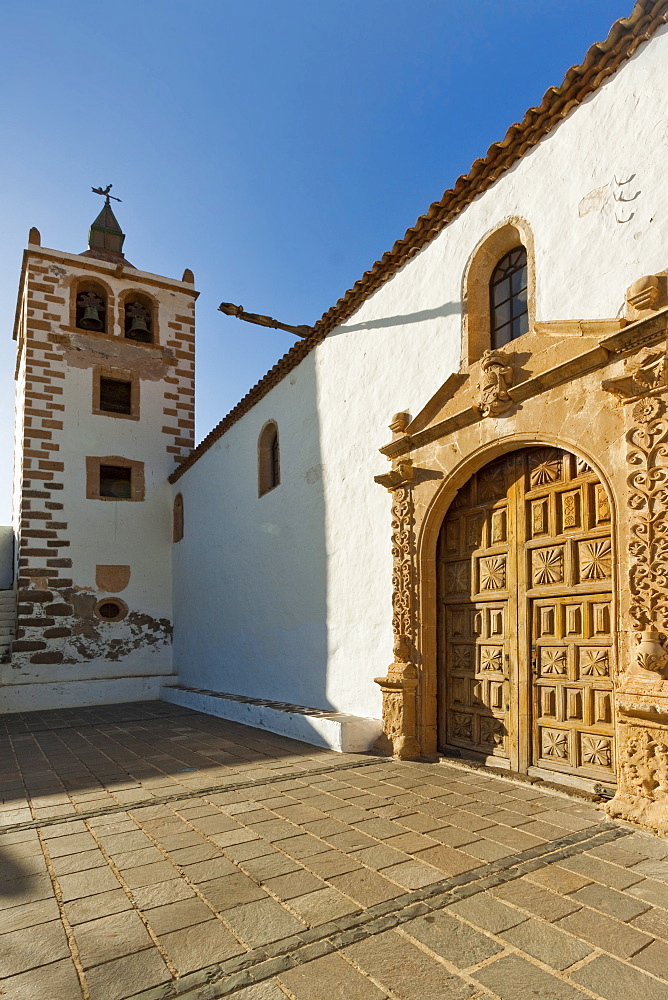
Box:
161, 684, 383, 754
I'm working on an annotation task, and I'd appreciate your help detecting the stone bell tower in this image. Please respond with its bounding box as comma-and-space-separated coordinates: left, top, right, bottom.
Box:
0, 191, 197, 712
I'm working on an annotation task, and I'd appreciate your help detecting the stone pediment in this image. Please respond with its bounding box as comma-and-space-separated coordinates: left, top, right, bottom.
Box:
381, 311, 668, 458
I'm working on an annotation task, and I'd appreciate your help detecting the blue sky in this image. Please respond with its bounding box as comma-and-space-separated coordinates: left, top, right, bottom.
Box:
0, 0, 631, 521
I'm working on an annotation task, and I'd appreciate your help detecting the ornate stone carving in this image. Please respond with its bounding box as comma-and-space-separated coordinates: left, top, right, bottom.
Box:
603, 346, 668, 401
477, 349, 514, 417
635, 630, 668, 674
374, 483, 421, 759
374, 460, 414, 492
390, 488, 414, 642
626, 396, 668, 675
607, 715, 668, 835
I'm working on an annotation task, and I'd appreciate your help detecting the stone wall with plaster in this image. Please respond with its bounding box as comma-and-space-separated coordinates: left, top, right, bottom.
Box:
0, 244, 197, 712
171, 25, 668, 723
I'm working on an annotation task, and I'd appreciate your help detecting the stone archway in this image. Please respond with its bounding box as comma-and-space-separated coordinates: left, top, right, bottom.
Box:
435, 445, 617, 788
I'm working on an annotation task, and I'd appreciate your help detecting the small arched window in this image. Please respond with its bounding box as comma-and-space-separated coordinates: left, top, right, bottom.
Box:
124, 294, 154, 343
173, 493, 184, 542
258, 422, 280, 496
76, 283, 107, 333
490, 246, 528, 349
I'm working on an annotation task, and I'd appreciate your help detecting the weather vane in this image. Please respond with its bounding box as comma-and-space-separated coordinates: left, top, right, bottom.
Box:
91, 184, 122, 204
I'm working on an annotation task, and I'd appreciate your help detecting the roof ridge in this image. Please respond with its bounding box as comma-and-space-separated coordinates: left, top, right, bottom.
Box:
170, 0, 668, 484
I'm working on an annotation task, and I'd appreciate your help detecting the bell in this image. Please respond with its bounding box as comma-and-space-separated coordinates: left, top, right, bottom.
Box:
125, 302, 151, 341
127, 313, 149, 335
80, 304, 103, 330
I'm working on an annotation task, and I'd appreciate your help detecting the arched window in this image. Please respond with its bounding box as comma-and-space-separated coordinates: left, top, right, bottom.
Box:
124, 294, 154, 343
462, 219, 535, 364
258, 422, 280, 496
76, 283, 108, 333
173, 493, 184, 542
490, 246, 528, 349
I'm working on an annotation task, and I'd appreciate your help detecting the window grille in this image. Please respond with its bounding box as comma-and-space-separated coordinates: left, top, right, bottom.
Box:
490, 246, 528, 348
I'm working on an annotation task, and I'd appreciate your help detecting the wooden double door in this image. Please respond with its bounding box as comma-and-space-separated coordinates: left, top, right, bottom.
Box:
437, 447, 616, 784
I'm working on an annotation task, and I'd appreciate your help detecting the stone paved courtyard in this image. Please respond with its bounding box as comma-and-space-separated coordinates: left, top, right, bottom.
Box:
0, 702, 667, 1000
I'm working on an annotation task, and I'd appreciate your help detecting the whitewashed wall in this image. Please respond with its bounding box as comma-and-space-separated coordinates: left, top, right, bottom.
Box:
175, 26, 668, 720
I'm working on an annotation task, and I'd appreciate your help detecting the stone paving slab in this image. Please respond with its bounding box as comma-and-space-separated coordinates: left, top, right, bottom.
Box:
0, 701, 667, 1000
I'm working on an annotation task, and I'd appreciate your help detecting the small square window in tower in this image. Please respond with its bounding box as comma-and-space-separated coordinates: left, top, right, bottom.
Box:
99, 377, 132, 415
99, 465, 132, 500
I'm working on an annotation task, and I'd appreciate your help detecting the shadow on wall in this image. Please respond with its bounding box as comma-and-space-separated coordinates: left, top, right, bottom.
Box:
0, 527, 13, 590
332, 302, 459, 335
171, 348, 334, 710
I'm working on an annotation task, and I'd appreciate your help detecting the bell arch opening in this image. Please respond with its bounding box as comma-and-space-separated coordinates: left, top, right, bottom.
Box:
432, 445, 616, 791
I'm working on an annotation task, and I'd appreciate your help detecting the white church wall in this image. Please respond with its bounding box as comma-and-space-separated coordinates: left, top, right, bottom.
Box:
173, 350, 330, 710
174, 23, 668, 717
172, 26, 668, 731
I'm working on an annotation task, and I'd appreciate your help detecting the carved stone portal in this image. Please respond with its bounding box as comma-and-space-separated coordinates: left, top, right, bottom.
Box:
373, 292, 668, 831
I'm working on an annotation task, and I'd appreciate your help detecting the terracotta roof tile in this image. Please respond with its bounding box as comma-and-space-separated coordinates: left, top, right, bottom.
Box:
170, 0, 668, 484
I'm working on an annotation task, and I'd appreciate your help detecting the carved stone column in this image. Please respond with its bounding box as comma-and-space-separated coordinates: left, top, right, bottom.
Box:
606, 389, 668, 833
373, 462, 421, 759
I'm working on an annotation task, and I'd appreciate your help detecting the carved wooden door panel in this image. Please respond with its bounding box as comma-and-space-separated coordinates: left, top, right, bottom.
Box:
437, 455, 519, 762
525, 448, 616, 782
438, 447, 616, 784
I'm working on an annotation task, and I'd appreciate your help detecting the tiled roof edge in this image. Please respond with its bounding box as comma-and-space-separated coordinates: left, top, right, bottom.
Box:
169, 0, 667, 485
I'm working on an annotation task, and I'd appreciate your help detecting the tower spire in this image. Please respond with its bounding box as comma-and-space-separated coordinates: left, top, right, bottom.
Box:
82, 184, 128, 263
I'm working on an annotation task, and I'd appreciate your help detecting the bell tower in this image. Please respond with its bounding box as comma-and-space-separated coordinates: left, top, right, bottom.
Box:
1, 191, 197, 712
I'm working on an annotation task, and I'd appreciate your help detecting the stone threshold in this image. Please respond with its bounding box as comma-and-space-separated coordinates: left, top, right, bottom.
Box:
125, 822, 630, 1000
436, 753, 608, 804
161, 684, 383, 753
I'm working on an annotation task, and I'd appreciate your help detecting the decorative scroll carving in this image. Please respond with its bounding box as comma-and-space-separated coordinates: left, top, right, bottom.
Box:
374, 480, 421, 759
626, 396, 668, 675
477, 349, 514, 417
390, 487, 414, 643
